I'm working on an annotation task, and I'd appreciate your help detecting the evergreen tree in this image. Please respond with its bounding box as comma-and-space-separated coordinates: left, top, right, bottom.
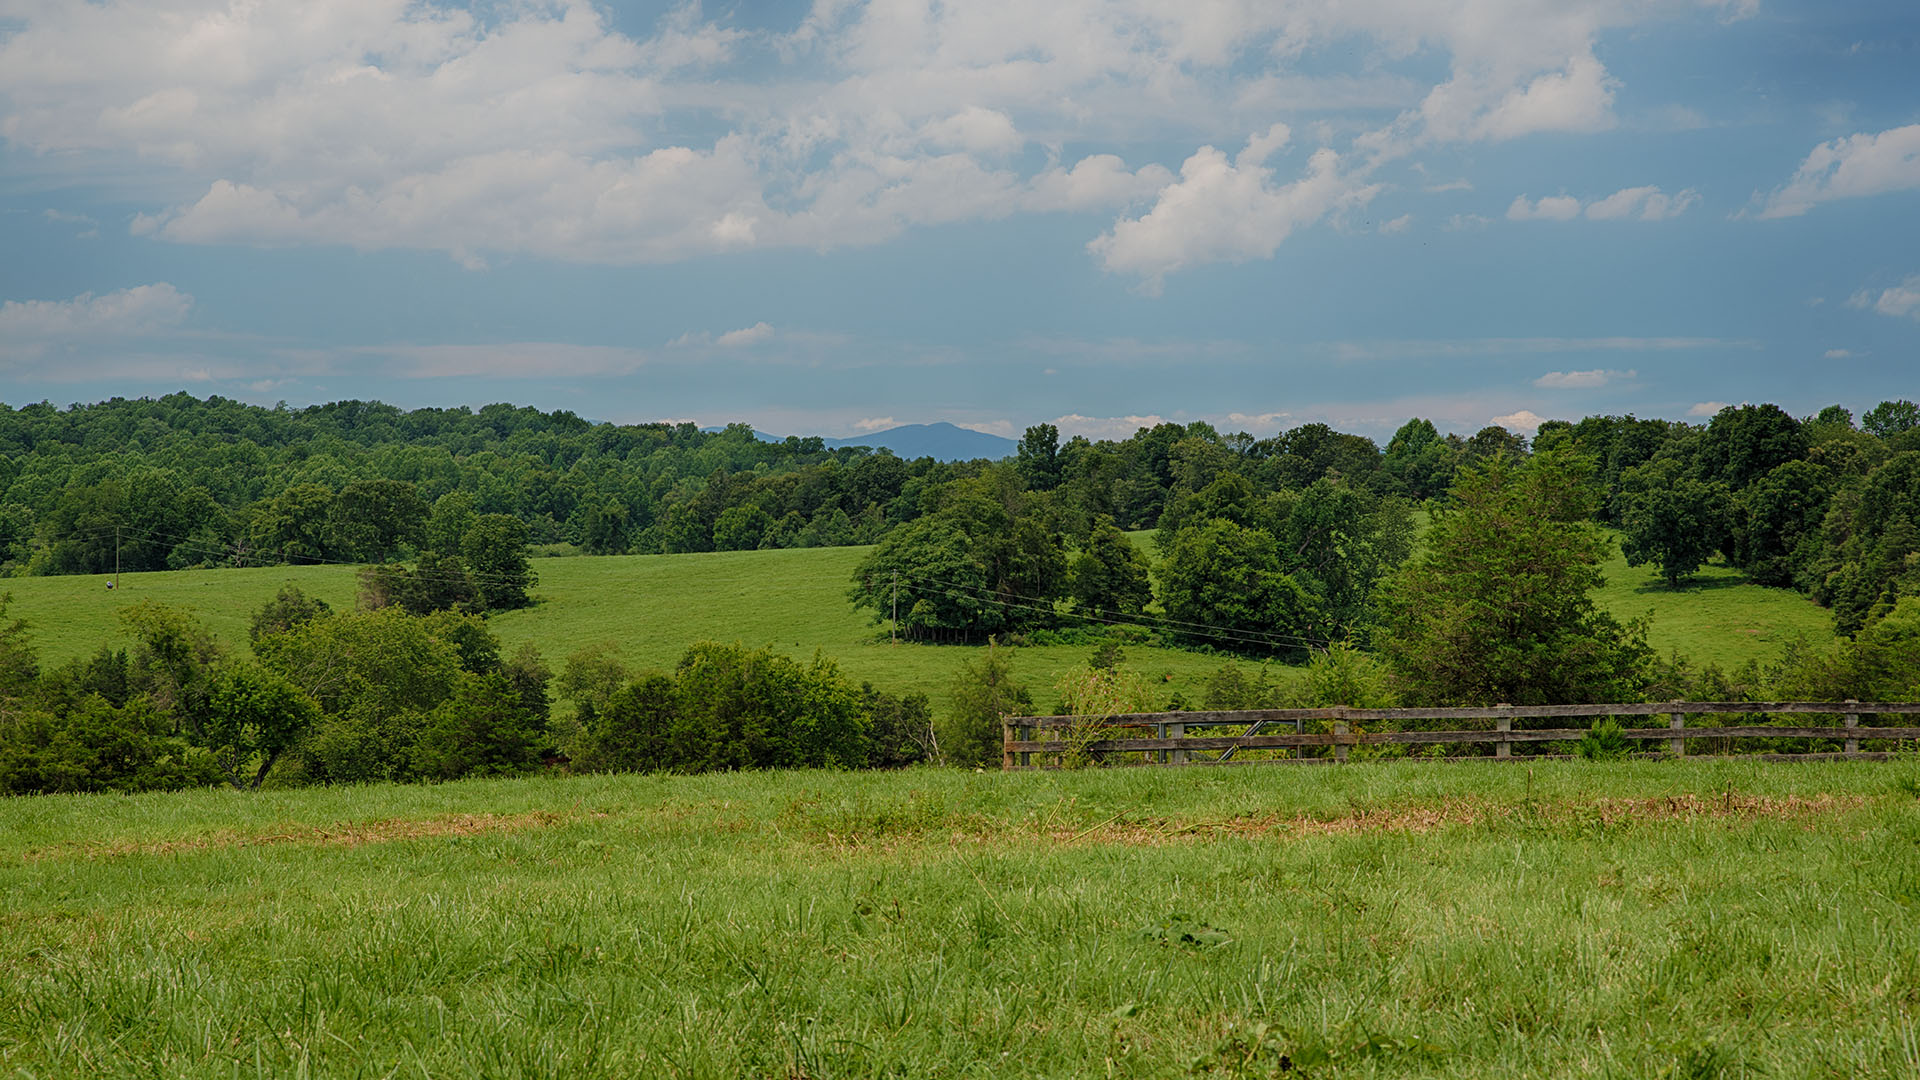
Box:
1376, 451, 1653, 705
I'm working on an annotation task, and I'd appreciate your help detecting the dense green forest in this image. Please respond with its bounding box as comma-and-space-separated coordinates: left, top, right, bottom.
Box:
3, 393, 1916, 639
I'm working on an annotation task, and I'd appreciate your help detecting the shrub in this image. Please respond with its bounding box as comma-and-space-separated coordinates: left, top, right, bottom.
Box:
1287, 641, 1398, 709
201, 664, 323, 789
0, 696, 221, 795
579, 643, 878, 775
412, 673, 546, 781
578, 674, 679, 774
940, 641, 1033, 768
864, 684, 934, 769
1576, 718, 1633, 762
249, 585, 332, 642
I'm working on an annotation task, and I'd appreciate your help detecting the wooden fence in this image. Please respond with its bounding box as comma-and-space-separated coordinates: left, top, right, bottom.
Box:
1000, 701, 1920, 770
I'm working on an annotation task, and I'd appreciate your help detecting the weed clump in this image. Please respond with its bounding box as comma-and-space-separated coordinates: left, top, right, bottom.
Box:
1576, 717, 1633, 761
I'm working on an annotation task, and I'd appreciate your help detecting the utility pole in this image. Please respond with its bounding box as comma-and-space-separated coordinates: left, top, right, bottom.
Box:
112, 524, 120, 589
891, 570, 898, 645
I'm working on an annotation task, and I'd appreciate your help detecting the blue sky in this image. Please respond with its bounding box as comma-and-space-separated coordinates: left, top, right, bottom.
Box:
1, 0, 1916, 441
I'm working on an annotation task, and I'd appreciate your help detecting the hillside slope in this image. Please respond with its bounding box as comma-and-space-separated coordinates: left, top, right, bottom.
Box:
0, 537, 1836, 711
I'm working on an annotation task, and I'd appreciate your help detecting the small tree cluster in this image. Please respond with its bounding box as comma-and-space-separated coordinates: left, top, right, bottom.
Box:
938, 641, 1033, 768
567, 642, 928, 774
358, 496, 537, 615
1156, 476, 1413, 653
850, 471, 1065, 642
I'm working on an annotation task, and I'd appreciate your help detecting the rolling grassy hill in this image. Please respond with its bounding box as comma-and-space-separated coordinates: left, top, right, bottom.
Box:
1595, 544, 1834, 671
0, 533, 1837, 713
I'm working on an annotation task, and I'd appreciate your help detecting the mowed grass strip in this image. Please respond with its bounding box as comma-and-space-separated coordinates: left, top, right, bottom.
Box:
4, 759, 1919, 1078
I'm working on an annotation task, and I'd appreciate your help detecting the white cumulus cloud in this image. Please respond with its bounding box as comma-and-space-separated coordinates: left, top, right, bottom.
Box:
1462, 53, 1618, 142
917, 107, 1023, 156
1049, 413, 1172, 441
1584, 185, 1698, 220
1849, 275, 1920, 320
1688, 401, 1731, 417
1226, 411, 1293, 431
1088, 128, 1378, 290
1510, 186, 1696, 222
0, 283, 193, 339
0, 0, 1755, 282
715, 322, 775, 347
1534, 368, 1634, 389
1489, 409, 1551, 433
1507, 194, 1582, 221
1760, 124, 1920, 218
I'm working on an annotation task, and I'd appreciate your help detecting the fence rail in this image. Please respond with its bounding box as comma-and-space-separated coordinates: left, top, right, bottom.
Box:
1000, 701, 1920, 770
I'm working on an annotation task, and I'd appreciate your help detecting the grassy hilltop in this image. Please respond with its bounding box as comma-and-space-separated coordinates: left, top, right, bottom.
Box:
0, 533, 1834, 713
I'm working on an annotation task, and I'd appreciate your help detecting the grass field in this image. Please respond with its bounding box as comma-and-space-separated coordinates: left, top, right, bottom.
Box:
4, 759, 1918, 1077
0, 533, 1838, 714
1593, 548, 1834, 672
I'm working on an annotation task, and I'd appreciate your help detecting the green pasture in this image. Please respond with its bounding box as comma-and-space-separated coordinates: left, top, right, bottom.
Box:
1593, 545, 1834, 671
4, 759, 1919, 1077
0, 535, 1838, 714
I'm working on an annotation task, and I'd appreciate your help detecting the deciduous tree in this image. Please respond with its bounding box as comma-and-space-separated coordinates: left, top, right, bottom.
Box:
1616, 461, 1731, 587
1068, 518, 1153, 619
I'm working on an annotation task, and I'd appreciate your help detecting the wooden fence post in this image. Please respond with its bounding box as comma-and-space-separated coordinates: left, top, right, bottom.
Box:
1496, 714, 1511, 760
1003, 717, 1014, 771
1169, 721, 1187, 765
1333, 719, 1349, 764
1156, 721, 1167, 765
1845, 699, 1859, 755
1669, 709, 1685, 759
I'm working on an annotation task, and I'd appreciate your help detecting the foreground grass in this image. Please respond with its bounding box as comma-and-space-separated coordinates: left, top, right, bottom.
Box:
5, 760, 1919, 1078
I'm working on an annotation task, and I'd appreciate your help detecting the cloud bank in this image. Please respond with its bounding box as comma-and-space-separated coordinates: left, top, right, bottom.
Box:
0, 0, 1750, 284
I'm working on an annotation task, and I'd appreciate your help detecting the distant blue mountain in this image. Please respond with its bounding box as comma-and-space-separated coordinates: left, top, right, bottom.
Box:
702, 421, 1017, 461
823, 422, 1017, 460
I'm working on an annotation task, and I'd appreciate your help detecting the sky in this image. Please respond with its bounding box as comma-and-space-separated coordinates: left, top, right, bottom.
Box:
1, 0, 1917, 443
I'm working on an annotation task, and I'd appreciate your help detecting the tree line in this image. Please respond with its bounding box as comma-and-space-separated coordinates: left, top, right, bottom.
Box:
1, 393, 1916, 637
8, 438, 1920, 794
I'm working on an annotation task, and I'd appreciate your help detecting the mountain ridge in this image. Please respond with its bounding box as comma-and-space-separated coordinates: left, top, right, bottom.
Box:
701, 421, 1018, 461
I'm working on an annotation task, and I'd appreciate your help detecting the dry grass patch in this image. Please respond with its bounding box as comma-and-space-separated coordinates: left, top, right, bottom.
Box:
1041, 791, 1881, 846
1587, 791, 1873, 823
22, 809, 583, 863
